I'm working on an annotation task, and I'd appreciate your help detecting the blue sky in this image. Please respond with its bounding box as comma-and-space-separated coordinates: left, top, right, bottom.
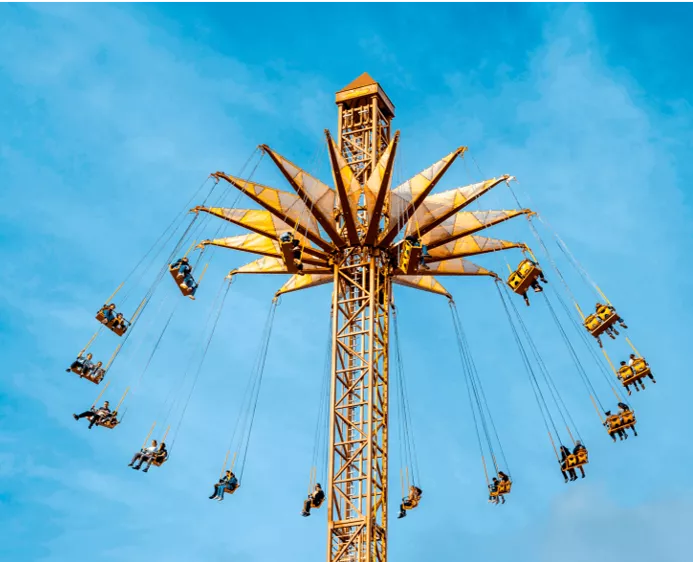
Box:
1, 3, 692, 561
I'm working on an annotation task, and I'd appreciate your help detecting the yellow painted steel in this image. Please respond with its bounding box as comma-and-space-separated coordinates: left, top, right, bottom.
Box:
203, 73, 534, 562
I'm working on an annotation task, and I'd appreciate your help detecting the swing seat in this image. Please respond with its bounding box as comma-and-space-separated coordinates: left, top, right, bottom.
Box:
280, 239, 301, 274
584, 312, 617, 338
311, 496, 325, 509
148, 455, 168, 468
490, 480, 512, 497
561, 451, 588, 472
596, 304, 617, 323
619, 365, 648, 387
605, 414, 623, 435
631, 358, 651, 378
96, 416, 119, 429
507, 259, 542, 295
96, 310, 129, 337
169, 266, 196, 297
620, 410, 636, 428
399, 239, 422, 275
402, 497, 420, 511
70, 365, 105, 384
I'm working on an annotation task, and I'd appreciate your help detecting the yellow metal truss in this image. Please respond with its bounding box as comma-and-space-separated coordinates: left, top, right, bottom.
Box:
199, 74, 531, 562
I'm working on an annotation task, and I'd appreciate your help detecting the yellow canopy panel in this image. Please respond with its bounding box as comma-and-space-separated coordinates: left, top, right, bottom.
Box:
379, 147, 466, 247
427, 235, 524, 262
423, 209, 532, 248
229, 256, 330, 277
392, 275, 451, 299
412, 258, 497, 277
405, 176, 511, 237
275, 273, 333, 297
211, 172, 329, 251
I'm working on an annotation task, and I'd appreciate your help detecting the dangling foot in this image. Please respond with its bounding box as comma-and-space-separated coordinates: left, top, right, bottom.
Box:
65, 368, 71, 372
301, 511, 309, 517
608, 333, 616, 340
128, 463, 134, 467
209, 495, 217, 500
621, 323, 628, 329
613, 328, 620, 335
397, 511, 406, 519
581, 473, 585, 479
73, 414, 79, 420
142, 468, 149, 473
187, 294, 195, 300
627, 389, 632, 396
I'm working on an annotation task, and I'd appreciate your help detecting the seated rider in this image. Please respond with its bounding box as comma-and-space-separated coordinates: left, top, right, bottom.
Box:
404, 235, 430, 271
573, 441, 587, 479
137, 442, 167, 473
66, 352, 93, 374
73, 401, 112, 429
488, 477, 500, 504
560, 445, 576, 482
171, 257, 198, 299
100, 303, 117, 324
302, 483, 325, 517
628, 354, 656, 384
89, 361, 105, 383
618, 402, 638, 436
397, 485, 423, 519
521, 260, 548, 306
209, 470, 239, 501
112, 312, 129, 332
129, 440, 158, 469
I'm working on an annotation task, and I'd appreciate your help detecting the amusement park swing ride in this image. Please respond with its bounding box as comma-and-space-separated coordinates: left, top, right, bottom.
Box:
64, 73, 656, 562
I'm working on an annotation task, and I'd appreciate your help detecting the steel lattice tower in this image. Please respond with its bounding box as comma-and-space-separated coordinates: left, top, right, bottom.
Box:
199, 73, 529, 562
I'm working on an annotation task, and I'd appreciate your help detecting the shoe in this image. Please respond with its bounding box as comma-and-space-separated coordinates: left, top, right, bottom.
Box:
533, 286, 543, 293
652, 380, 657, 384
142, 468, 149, 473
581, 474, 585, 479
128, 463, 134, 467
621, 324, 628, 329
133, 465, 141, 470
187, 295, 195, 300
65, 368, 70, 372
301, 511, 309, 517
216, 497, 223, 501
73, 414, 78, 420
209, 495, 217, 500
397, 513, 405, 519
613, 329, 620, 335
627, 389, 632, 396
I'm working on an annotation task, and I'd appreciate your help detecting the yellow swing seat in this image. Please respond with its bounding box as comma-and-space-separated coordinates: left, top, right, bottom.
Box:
399, 239, 422, 275
402, 496, 420, 511
584, 303, 619, 337
507, 259, 543, 295
605, 414, 624, 436
620, 410, 636, 429
562, 450, 588, 473
490, 480, 512, 497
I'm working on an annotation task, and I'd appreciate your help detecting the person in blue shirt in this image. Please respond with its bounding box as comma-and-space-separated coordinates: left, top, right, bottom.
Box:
171, 257, 198, 299
67, 352, 93, 374
209, 470, 239, 501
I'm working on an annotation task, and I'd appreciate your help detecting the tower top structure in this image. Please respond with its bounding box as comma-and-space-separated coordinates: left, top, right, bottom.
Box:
335, 72, 395, 119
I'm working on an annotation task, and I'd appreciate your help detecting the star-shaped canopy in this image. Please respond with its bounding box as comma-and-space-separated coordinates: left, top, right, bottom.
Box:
196, 130, 532, 299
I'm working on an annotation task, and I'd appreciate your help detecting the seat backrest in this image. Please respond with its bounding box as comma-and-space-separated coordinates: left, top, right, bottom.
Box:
632, 358, 648, 373
584, 314, 601, 330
